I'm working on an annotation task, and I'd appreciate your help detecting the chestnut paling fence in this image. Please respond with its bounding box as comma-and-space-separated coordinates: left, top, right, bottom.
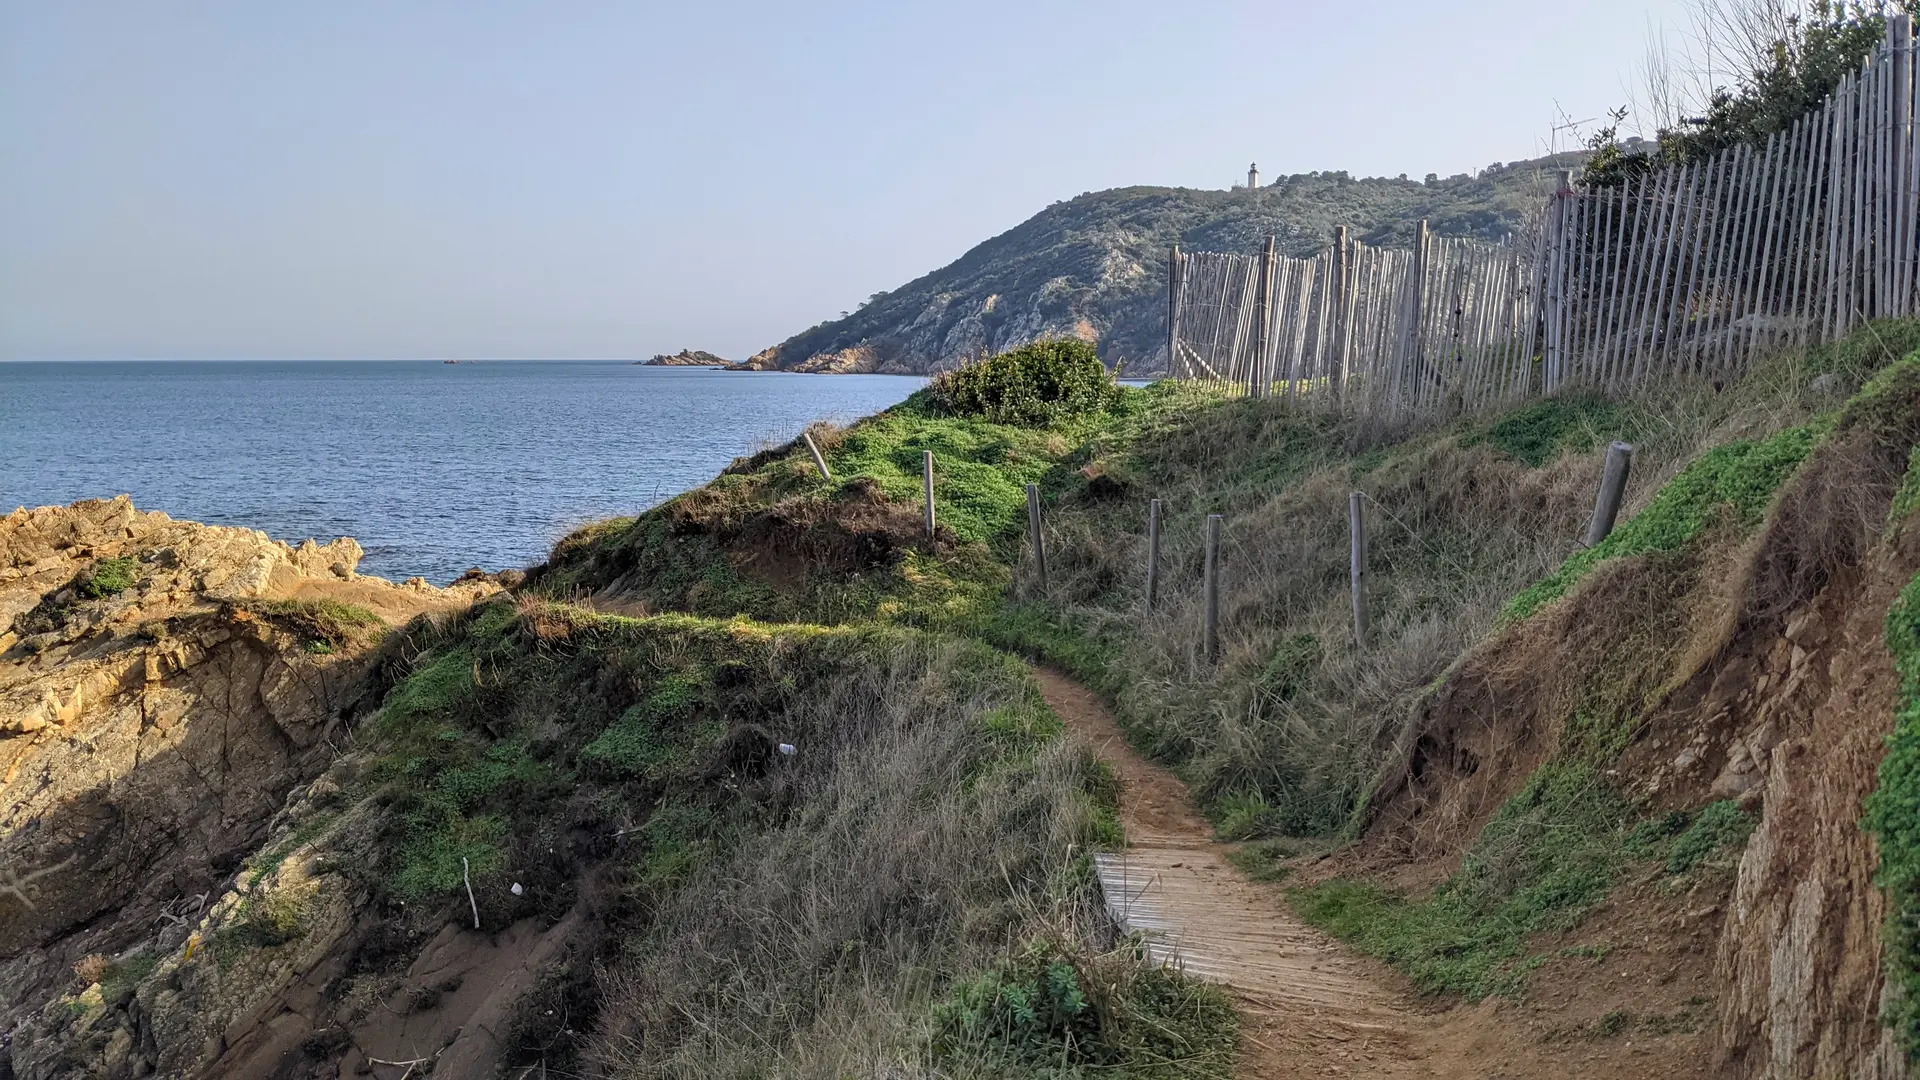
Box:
1170, 13, 1920, 423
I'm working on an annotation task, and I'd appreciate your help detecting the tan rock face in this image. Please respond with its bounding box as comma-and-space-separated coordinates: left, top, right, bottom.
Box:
0, 497, 498, 1072
1710, 554, 1912, 1080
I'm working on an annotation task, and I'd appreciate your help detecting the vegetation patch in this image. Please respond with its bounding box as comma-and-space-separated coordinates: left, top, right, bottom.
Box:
1891, 447, 1920, 529
1301, 774, 1755, 999
931, 943, 1238, 1078
1297, 764, 1633, 998
246, 597, 384, 649
926, 338, 1124, 426
1462, 392, 1622, 467
335, 598, 1201, 1073
1864, 569, 1920, 1057
79, 556, 140, 598
1505, 422, 1824, 622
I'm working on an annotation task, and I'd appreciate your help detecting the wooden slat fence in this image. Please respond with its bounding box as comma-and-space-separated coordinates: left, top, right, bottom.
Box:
1172, 13, 1920, 422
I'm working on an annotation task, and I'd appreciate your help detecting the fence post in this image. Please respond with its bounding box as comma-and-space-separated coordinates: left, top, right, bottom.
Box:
1349, 492, 1368, 649
1544, 170, 1574, 391
1168, 244, 1185, 377
1145, 498, 1163, 611
1253, 236, 1277, 396
923, 450, 936, 537
1332, 225, 1351, 402
1586, 441, 1635, 546
1026, 483, 1048, 595
1202, 514, 1223, 662
802, 432, 833, 481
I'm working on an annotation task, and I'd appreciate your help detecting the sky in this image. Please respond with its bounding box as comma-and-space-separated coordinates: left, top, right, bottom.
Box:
0, 0, 1696, 362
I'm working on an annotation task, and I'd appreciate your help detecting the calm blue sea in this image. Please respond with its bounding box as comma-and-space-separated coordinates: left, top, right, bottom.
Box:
1, 361, 924, 583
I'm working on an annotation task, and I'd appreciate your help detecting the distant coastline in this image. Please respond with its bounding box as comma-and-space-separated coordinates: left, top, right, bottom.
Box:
641, 348, 729, 367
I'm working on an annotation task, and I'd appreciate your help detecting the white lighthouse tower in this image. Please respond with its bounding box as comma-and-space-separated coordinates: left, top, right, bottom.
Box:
1247, 162, 1260, 190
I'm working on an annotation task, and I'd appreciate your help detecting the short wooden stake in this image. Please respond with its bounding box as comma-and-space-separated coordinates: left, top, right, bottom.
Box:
1349, 492, 1368, 649
1145, 498, 1163, 611
1587, 441, 1634, 546
1202, 513, 1223, 662
1026, 483, 1048, 595
802, 431, 833, 481
922, 450, 936, 536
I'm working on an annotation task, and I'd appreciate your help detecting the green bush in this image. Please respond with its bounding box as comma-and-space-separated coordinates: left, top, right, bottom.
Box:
932, 944, 1237, 1077
925, 339, 1122, 426
80, 556, 139, 599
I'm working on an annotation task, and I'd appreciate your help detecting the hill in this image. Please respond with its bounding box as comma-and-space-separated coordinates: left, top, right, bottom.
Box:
739, 153, 1580, 376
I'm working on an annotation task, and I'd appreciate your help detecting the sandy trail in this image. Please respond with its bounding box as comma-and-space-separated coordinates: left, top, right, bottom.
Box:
1034, 669, 1431, 1077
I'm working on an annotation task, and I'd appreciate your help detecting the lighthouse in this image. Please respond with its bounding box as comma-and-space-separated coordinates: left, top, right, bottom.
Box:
1247, 162, 1260, 190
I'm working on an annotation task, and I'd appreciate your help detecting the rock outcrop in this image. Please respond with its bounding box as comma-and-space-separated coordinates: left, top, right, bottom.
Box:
0, 497, 499, 1076
641, 349, 729, 367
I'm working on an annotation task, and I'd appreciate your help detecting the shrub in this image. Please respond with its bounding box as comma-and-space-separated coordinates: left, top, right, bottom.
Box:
932, 943, 1237, 1077
926, 339, 1122, 426
80, 556, 139, 599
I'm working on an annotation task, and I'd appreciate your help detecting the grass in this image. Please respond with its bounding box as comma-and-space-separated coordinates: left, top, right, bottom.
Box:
1296, 764, 1632, 998
246, 597, 385, 649
1504, 421, 1825, 622
1296, 775, 1755, 1000
1462, 392, 1624, 467
1891, 447, 1920, 529
321, 596, 1214, 1076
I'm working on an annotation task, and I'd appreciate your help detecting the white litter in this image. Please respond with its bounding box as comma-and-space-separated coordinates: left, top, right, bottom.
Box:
778, 743, 797, 756
510, 882, 524, 896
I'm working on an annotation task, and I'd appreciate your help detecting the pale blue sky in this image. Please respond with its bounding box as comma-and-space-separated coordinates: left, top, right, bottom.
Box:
1, 1, 1691, 361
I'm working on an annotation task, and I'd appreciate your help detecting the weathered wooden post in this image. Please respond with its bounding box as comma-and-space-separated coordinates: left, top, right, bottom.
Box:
1587, 441, 1635, 546
922, 450, 936, 536
802, 431, 833, 481
1168, 244, 1185, 378
1253, 235, 1277, 396
1349, 492, 1368, 649
1331, 225, 1351, 401
1026, 483, 1048, 595
1544, 170, 1575, 391
1145, 498, 1163, 611
1202, 514, 1223, 662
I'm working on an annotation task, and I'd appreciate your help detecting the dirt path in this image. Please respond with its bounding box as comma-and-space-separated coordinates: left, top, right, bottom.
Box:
1034, 669, 1431, 1076
1037, 668, 1725, 1080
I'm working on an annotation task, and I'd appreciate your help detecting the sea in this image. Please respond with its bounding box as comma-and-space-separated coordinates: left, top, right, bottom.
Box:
1, 361, 924, 584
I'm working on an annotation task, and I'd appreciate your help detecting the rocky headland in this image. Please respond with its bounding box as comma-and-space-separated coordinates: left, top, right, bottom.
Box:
0, 497, 501, 1078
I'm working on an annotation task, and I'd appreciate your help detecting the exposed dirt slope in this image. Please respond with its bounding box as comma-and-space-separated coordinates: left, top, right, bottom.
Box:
1346, 362, 1920, 1078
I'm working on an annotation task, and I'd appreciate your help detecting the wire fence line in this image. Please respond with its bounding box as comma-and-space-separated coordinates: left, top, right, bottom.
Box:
1171, 13, 1920, 423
